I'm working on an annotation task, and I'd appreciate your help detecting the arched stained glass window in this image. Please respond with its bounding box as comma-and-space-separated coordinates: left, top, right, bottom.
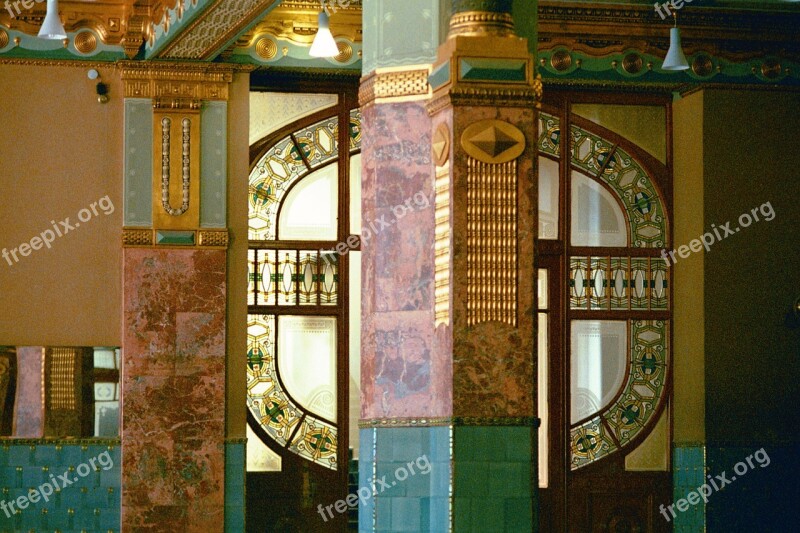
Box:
247, 106, 362, 472
537, 111, 670, 471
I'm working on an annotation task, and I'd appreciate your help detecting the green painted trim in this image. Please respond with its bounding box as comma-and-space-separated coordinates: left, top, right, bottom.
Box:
429, 60, 451, 89
537, 48, 800, 87
156, 230, 196, 245
201, 101, 228, 228
124, 99, 154, 227
460, 57, 527, 82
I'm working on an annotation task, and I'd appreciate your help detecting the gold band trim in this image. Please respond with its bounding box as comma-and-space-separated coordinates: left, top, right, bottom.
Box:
122, 229, 230, 248
449, 11, 515, 38
359, 68, 430, 106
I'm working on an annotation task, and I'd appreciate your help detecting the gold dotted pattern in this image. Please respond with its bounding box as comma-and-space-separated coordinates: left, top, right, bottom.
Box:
198, 230, 230, 248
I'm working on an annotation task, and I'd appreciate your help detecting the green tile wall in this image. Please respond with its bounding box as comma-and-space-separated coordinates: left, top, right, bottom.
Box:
452, 426, 533, 533
0, 442, 120, 533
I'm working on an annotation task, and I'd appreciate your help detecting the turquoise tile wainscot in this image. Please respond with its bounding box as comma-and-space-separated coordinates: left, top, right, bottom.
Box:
0, 438, 121, 533
359, 417, 538, 533
225, 438, 246, 532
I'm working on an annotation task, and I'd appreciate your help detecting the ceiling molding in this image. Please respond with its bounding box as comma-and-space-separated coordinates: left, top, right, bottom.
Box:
538, 2, 800, 63
154, 0, 283, 60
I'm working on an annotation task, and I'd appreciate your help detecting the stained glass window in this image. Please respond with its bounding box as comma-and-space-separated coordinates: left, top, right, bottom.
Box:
248, 100, 361, 472
538, 111, 671, 471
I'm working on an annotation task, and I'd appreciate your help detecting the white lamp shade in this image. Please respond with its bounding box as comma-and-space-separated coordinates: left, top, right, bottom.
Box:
309, 12, 339, 58
38, 0, 67, 40
662, 27, 689, 71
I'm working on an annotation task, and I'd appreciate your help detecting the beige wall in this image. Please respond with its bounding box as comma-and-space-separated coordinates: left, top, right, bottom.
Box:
0, 64, 123, 346
672, 91, 706, 444
226, 73, 250, 438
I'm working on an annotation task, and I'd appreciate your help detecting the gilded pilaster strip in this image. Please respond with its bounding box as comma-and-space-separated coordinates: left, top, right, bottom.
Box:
466, 157, 518, 327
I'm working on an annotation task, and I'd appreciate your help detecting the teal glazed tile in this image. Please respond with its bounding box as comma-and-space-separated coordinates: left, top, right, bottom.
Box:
390, 497, 421, 531
225, 505, 245, 532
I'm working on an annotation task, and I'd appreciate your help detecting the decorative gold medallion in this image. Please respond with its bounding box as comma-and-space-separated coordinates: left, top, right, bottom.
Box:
255, 36, 278, 60
622, 53, 643, 74
334, 42, 353, 63
0, 29, 9, 50
461, 119, 526, 164
432, 123, 451, 166
74, 31, 97, 54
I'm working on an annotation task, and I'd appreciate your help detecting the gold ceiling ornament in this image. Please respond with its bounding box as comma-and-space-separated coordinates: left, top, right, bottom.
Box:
156, 0, 284, 60
550, 49, 572, 71
255, 36, 278, 59
432, 122, 451, 167
122, 13, 148, 59
358, 68, 430, 106
119, 61, 238, 100
233, 0, 361, 53
692, 54, 713, 77
74, 31, 97, 54
761, 58, 782, 79
0, 29, 8, 50
461, 119, 526, 165
333, 41, 352, 63
622, 52, 643, 74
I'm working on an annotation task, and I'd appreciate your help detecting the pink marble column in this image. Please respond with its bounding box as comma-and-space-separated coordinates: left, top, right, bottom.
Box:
360, 101, 452, 419
13, 347, 44, 437
121, 248, 226, 531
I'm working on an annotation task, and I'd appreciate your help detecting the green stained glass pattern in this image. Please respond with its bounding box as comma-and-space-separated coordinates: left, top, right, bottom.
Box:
295, 116, 339, 169
630, 257, 650, 310
288, 416, 338, 470
651, 258, 669, 310
603, 320, 668, 448
569, 125, 668, 248
571, 126, 616, 178
538, 112, 560, 157
249, 249, 338, 306
249, 135, 307, 241
570, 416, 617, 470
570, 320, 669, 470
247, 315, 301, 448
249, 116, 343, 240
589, 257, 610, 310
609, 257, 630, 310
570, 257, 589, 309
350, 108, 362, 152
246, 314, 339, 471
571, 257, 669, 311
